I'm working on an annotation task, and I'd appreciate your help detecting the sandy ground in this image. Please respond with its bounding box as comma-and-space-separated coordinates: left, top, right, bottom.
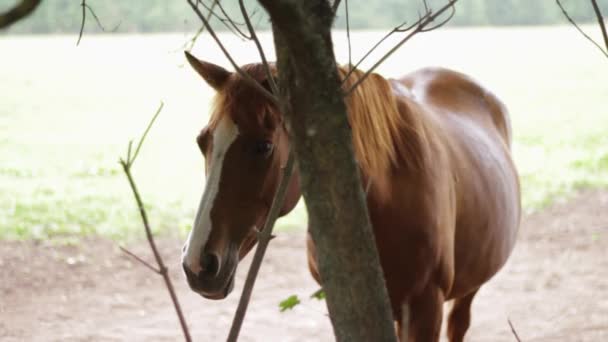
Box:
1, 190, 607, 341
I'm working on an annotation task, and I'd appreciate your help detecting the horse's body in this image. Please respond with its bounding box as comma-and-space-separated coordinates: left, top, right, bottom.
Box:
181, 52, 521, 341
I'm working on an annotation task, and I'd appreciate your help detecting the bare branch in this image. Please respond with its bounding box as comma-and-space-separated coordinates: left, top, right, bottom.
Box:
227, 150, 296, 342
196, 0, 250, 40
129, 102, 164, 167
556, 0, 608, 58
344, 0, 459, 96
77, 0, 120, 46
420, 3, 455, 32
508, 319, 522, 342
340, 19, 413, 84
215, 0, 251, 39
182, 0, 219, 52
0, 0, 41, 29
186, 0, 278, 105
119, 246, 161, 274
77, 0, 86, 46
238, 0, 279, 95
590, 0, 608, 53
345, 0, 352, 70
119, 103, 191, 342
332, 0, 342, 15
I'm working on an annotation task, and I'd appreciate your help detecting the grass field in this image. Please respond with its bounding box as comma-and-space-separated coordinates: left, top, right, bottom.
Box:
1, 26, 607, 240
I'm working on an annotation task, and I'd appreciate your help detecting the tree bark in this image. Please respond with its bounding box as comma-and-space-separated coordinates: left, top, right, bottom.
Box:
258, 1, 397, 341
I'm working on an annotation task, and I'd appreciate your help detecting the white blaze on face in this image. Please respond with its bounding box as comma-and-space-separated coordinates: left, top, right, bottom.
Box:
182, 117, 239, 275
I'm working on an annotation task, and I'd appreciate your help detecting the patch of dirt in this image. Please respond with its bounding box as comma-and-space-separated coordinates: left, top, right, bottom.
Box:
1, 190, 607, 341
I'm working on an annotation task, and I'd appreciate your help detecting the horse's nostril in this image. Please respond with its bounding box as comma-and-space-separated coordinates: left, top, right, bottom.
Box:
201, 253, 219, 277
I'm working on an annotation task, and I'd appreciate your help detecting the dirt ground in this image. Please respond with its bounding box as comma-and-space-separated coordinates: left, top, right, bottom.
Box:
1, 190, 607, 342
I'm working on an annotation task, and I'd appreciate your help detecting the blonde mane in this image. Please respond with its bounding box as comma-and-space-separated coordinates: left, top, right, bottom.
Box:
339, 67, 425, 181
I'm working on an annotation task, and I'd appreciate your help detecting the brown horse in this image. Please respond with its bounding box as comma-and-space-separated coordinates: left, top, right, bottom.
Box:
181, 51, 521, 342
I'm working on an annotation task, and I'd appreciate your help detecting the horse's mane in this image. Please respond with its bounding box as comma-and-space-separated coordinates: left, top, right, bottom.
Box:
338, 67, 425, 181
207, 64, 425, 188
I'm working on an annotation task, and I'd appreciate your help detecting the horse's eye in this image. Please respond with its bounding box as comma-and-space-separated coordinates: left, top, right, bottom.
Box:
253, 141, 273, 156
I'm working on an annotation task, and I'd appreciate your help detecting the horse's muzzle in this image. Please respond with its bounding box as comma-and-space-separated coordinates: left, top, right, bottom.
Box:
182, 251, 237, 300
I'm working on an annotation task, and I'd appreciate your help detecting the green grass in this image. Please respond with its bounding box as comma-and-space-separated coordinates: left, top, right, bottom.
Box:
1, 26, 607, 240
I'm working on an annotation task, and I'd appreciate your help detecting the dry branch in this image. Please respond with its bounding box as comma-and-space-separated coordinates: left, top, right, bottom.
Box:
239, 0, 279, 95
590, 0, 608, 53
197, 0, 250, 39
343, 0, 458, 95
508, 319, 522, 342
77, 0, 120, 46
186, 0, 278, 104
119, 102, 191, 342
556, 0, 608, 58
0, 0, 41, 29
226, 150, 295, 342
345, 0, 352, 69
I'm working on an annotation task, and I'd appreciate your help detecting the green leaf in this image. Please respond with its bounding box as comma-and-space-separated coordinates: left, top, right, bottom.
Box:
279, 295, 301, 312
310, 288, 325, 300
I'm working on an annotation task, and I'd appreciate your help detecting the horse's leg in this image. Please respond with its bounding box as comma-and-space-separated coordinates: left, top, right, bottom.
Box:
447, 288, 479, 342
408, 286, 444, 342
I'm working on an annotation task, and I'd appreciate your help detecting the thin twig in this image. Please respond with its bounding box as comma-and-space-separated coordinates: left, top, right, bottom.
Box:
129, 102, 164, 167
119, 103, 191, 342
345, 0, 352, 70
186, 0, 278, 105
508, 318, 522, 342
0, 0, 41, 29
344, 0, 458, 96
332, 0, 342, 15
197, 0, 250, 40
183, 0, 219, 52
226, 150, 296, 342
238, 0, 279, 95
590, 0, 608, 54
77, 0, 86, 46
556, 0, 608, 58
340, 19, 414, 85
119, 246, 161, 274
215, 0, 251, 39
77, 0, 120, 46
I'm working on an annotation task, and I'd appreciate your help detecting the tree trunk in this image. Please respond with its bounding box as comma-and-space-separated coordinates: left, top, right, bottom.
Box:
258, 1, 397, 341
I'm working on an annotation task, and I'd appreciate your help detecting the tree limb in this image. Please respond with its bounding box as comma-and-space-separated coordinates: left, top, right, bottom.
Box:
182, 0, 219, 52
239, 0, 279, 95
77, 0, 120, 46
590, 0, 608, 54
345, 0, 352, 70
556, 0, 608, 58
119, 102, 191, 342
226, 150, 295, 342
119, 246, 161, 274
344, 0, 458, 96
332, 0, 342, 15
196, 0, 251, 40
508, 318, 522, 342
0, 0, 41, 29
186, 0, 278, 105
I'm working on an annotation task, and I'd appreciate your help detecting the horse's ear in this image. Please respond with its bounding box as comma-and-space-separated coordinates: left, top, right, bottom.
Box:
184, 51, 230, 90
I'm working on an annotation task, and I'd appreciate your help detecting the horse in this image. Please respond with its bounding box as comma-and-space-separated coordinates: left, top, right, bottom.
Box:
181, 51, 521, 342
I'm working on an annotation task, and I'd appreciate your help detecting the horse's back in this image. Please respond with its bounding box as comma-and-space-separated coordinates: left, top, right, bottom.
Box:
397, 67, 512, 146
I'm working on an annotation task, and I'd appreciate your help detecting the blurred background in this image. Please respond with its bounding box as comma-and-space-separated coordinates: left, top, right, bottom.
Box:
1, 0, 606, 241
1, 1, 607, 340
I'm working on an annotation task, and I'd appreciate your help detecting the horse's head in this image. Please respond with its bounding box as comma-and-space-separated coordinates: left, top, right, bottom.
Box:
181, 52, 300, 299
